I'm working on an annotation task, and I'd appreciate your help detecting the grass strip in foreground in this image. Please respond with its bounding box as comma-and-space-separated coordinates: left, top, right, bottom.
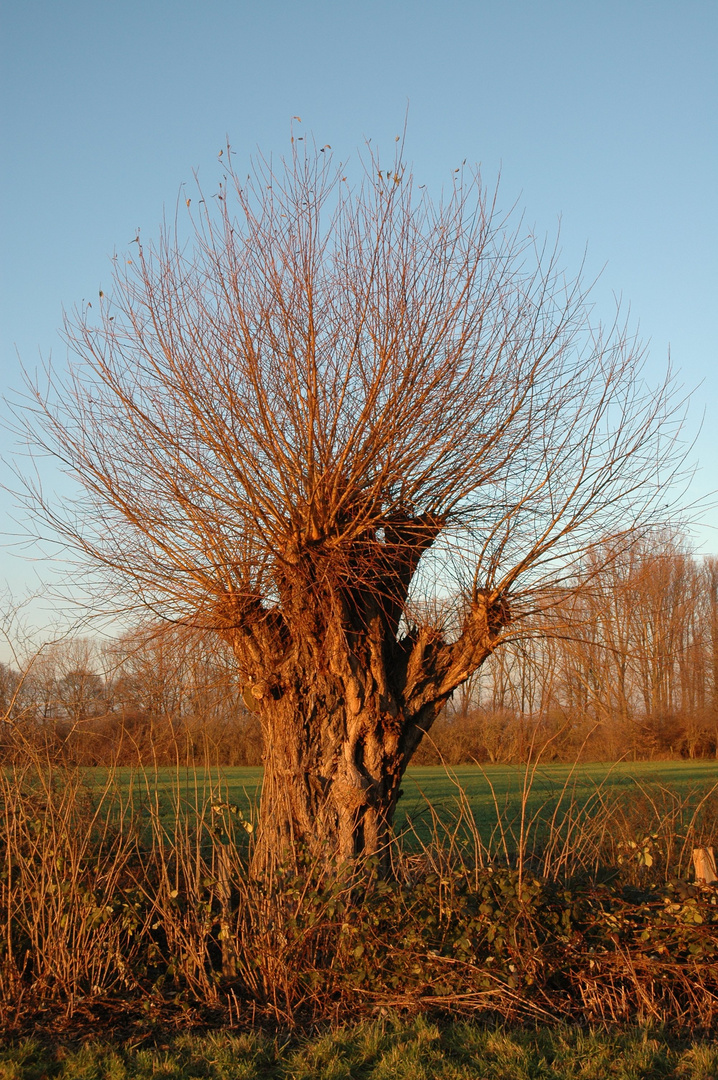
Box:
2, 1019, 718, 1080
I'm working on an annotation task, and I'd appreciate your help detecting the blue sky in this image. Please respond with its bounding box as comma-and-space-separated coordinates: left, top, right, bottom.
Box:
1, 0, 716, 631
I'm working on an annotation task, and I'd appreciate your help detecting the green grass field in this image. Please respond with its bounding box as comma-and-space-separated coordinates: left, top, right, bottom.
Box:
87, 759, 718, 854
397, 761, 718, 843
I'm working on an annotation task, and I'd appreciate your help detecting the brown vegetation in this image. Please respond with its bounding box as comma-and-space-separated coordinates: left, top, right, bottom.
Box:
1, 744, 717, 1040
0, 624, 262, 767
417, 536, 718, 764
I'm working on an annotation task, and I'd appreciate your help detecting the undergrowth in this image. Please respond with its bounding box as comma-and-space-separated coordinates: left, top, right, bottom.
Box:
1, 753, 717, 1040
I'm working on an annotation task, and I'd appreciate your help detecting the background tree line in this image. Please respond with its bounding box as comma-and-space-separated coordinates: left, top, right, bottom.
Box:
2, 533, 717, 766
418, 535, 718, 764
0, 622, 262, 766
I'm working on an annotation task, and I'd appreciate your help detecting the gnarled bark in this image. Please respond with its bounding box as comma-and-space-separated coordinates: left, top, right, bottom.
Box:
222, 522, 508, 869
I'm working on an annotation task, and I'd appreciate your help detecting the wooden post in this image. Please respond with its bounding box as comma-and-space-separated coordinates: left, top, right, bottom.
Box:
692, 846, 717, 884
216, 842, 236, 976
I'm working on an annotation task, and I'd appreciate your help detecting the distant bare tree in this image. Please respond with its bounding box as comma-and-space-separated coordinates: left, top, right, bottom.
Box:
17, 139, 685, 867
704, 557, 718, 759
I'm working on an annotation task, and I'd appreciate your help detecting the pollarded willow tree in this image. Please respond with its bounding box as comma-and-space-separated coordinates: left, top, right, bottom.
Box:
20, 139, 683, 866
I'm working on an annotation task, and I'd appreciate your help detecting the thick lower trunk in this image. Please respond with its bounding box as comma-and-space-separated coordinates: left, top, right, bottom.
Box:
224, 575, 508, 873
252, 684, 433, 871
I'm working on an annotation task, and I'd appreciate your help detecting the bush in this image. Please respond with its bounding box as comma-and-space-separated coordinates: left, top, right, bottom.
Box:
2, 757, 718, 1039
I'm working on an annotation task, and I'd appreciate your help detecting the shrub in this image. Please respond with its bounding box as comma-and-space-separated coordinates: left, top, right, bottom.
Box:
1, 757, 717, 1038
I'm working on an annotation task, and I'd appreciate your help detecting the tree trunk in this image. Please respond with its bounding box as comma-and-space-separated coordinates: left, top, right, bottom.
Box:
221, 517, 510, 873
244, 640, 448, 872
228, 586, 508, 873
254, 689, 426, 869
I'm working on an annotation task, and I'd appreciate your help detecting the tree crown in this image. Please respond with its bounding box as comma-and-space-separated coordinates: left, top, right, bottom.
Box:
18, 140, 684, 639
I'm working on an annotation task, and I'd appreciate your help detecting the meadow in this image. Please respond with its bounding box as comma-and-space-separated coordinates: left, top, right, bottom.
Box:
88, 759, 718, 825
92, 759, 718, 869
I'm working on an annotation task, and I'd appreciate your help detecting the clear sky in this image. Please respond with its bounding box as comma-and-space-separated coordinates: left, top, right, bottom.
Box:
1, 0, 716, 633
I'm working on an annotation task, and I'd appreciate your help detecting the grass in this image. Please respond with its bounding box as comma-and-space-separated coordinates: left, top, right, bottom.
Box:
3, 1018, 718, 1079
82, 760, 718, 838
402, 761, 718, 836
